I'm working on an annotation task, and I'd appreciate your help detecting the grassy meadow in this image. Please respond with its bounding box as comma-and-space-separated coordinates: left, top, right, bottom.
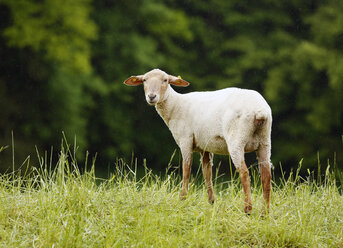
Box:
0, 146, 342, 248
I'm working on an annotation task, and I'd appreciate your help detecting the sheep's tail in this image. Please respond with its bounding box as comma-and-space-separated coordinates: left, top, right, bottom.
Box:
254, 110, 268, 128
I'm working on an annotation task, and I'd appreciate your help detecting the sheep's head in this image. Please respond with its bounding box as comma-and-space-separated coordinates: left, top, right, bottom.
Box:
124, 69, 190, 106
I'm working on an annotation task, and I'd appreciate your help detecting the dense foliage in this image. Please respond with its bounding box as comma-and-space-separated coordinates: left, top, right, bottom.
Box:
0, 0, 342, 172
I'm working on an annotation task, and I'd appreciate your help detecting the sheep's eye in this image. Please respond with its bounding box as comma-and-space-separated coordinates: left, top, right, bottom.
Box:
143, 79, 146, 82
163, 79, 168, 83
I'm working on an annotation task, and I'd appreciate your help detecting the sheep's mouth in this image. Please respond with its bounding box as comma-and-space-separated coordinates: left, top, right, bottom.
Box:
147, 100, 158, 106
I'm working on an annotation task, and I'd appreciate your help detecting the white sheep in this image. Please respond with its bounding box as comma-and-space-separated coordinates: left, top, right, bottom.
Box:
124, 68, 272, 214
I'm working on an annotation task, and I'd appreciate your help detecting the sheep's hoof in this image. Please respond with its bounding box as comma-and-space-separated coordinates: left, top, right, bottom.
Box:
208, 191, 215, 204
180, 191, 187, 201
244, 205, 252, 215
260, 207, 269, 218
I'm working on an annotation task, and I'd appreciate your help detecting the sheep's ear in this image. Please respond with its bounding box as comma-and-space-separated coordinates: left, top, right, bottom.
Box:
168, 75, 190, 87
124, 75, 144, 86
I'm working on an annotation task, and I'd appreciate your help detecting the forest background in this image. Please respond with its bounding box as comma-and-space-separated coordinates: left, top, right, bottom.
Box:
0, 0, 342, 176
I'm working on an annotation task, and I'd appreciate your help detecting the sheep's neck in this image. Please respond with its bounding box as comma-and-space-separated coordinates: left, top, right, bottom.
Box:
155, 86, 181, 127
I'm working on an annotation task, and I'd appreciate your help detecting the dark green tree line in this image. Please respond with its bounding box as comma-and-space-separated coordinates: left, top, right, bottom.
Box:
0, 0, 342, 173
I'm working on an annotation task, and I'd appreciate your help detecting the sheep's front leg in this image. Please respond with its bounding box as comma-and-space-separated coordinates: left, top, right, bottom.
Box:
180, 149, 193, 200
201, 152, 215, 204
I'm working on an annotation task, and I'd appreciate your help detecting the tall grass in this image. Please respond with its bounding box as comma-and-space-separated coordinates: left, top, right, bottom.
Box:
0, 145, 342, 247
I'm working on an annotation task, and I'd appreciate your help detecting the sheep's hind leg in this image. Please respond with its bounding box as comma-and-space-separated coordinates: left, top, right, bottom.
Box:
237, 161, 252, 214
257, 145, 272, 215
201, 152, 215, 204
228, 144, 252, 214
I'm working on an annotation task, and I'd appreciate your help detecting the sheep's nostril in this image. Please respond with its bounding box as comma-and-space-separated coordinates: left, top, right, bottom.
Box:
148, 94, 156, 101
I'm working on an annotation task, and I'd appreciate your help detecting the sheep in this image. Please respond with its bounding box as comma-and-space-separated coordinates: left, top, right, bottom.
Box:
124, 68, 272, 214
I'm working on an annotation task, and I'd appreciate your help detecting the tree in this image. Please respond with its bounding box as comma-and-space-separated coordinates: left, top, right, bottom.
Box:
1, 0, 341, 173
265, 0, 343, 168
90, 0, 195, 166
0, 0, 99, 169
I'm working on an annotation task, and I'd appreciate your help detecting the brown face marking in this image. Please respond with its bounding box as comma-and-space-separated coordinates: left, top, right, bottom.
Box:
142, 74, 170, 105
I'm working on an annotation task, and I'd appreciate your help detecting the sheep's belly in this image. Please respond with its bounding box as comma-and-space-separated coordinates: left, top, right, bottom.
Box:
193, 135, 229, 155
193, 135, 259, 155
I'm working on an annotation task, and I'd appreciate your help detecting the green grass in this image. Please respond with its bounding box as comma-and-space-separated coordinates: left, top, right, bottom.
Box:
0, 149, 342, 247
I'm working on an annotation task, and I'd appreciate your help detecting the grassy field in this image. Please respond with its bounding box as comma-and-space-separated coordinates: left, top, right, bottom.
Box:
0, 148, 342, 247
